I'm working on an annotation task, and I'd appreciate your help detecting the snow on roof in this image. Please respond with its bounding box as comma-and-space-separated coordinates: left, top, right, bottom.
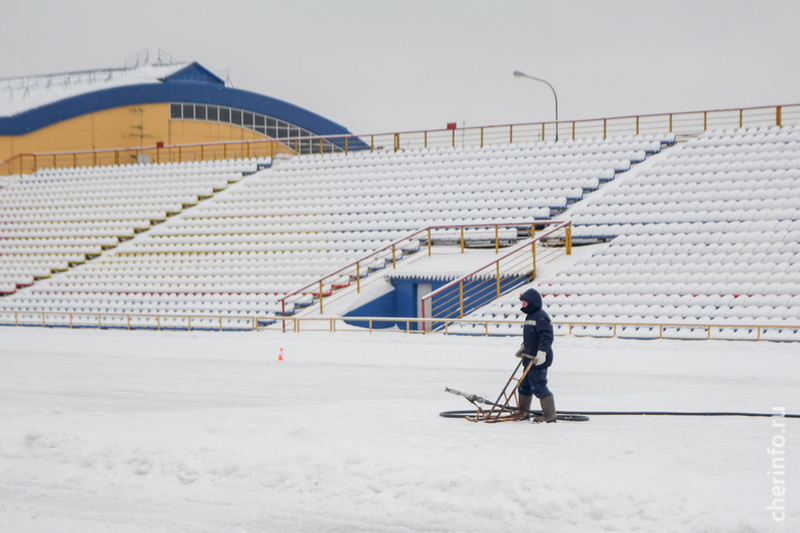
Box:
0, 62, 191, 118
388, 248, 511, 281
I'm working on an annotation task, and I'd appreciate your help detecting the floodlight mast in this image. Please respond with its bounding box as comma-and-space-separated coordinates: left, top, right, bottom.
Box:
513, 70, 559, 141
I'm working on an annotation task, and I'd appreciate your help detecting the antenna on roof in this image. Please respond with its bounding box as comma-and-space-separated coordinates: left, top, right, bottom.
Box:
155, 49, 181, 66
123, 49, 182, 70
212, 70, 234, 88
124, 49, 149, 70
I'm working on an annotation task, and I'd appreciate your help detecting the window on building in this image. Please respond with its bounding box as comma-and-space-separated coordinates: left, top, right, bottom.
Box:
169, 102, 342, 152
182, 103, 194, 120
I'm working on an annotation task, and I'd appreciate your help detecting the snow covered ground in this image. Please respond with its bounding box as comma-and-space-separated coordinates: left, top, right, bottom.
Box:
1, 327, 797, 532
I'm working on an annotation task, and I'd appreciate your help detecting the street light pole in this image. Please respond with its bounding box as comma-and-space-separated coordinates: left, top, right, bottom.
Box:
513, 70, 559, 141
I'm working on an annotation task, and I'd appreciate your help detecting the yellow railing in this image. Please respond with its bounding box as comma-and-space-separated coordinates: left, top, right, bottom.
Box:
420, 222, 571, 330
3, 310, 795, 342
277, 221, 557, 324
2, 103, 799, 177
385, 103, 799, 151
269, 316, 800, 342
0, 139, 291, 177
0, 311, 262, 331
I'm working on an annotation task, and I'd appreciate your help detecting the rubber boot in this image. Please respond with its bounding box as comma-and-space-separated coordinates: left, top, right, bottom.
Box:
533, 394, 557, 423
517, 394, 533, 420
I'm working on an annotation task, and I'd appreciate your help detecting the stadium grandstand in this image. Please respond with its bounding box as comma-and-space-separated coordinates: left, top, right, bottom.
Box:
1, 55, 798, 341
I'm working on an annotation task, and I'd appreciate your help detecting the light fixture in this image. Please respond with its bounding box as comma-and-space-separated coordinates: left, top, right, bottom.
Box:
513, 70, 559, 140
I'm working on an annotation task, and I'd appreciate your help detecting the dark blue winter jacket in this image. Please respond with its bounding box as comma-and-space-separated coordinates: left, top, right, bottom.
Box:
520, 288, 554, 368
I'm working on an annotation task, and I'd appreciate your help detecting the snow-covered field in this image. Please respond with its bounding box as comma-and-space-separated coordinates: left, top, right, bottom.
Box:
1, 327, 797, 532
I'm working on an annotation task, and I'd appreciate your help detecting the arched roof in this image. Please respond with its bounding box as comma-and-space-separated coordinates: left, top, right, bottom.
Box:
0, 62, 356, 142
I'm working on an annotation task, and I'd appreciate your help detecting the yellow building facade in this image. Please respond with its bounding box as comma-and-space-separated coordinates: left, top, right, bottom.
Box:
0, 103, 274, 163
0, 61, 358, 171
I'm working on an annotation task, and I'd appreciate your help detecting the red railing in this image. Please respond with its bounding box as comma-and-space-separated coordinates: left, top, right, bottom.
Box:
278, 232, 421, 322
3, 103, 799, 177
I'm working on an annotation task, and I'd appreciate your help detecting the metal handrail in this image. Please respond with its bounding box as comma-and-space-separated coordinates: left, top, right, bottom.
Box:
277, 221, 559, 324
0, 139, 287, 176
1, 310, 267, 331
421, 221, 571, 329
277, 229, 426, 320
3, 310, 798, 342
3, 103, 799, 176
269, 315, 800, 342
423, 222, 570, 305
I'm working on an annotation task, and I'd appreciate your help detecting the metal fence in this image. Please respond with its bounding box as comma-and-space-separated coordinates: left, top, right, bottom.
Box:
3, 310, 797, 342
0, 311, 265, 331
0, 139, 292, 177
272, 316, 800, 342
3, 103, 799, 177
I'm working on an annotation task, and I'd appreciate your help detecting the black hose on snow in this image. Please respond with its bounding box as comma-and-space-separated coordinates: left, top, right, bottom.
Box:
439, 409, 799, 420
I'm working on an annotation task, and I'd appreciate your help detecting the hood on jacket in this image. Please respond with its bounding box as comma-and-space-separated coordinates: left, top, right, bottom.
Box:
520, 288, 542, 312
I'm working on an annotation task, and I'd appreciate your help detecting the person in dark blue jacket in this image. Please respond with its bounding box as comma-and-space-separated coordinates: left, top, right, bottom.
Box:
515, 288, 556, 423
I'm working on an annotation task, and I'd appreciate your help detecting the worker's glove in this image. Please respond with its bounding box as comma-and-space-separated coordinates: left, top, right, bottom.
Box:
515, 344, 525, 358
533, 351, 547, 366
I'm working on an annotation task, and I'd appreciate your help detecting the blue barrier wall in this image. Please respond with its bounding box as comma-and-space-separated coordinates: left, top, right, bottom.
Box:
343, 275, 529, 331
343, 289, 397, 329
343, 277, 452, 330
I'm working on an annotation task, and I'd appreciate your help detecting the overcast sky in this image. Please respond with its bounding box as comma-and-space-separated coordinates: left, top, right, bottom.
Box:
2, 0, 799, 135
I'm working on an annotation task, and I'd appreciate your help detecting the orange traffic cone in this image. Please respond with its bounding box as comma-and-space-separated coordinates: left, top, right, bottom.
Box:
278, 348, 284, 361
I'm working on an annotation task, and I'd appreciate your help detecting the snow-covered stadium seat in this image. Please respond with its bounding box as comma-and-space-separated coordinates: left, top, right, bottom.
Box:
0, 139, 654, 321
0, 158, 258, 297
465, 125, 800, 335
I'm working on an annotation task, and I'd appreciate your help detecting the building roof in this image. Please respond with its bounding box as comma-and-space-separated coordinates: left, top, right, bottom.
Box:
0, 61, 355, 141
0, 62, 192, 118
